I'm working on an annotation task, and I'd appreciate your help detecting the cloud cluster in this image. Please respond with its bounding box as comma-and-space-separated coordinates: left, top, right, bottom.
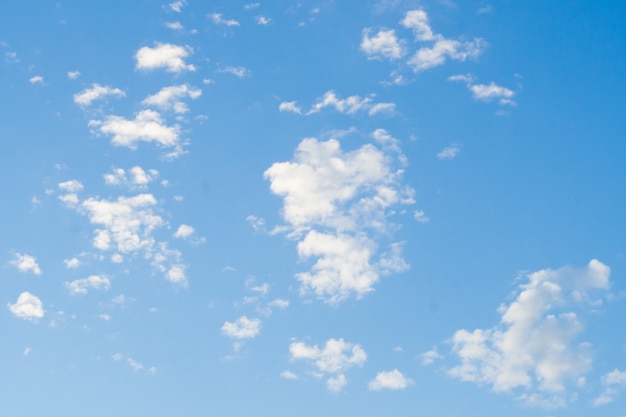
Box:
264, 130, 413, 303
279, 91, 395, 116
593, 369, 626, 406
142, 84, 202, 113
104, 166, 159, 189
361, 9, 486, 72
449, 260, 611, 408
65, 275, 111, 295
289, 338, 367, 392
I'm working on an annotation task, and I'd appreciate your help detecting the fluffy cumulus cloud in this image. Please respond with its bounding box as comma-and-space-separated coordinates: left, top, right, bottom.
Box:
280, 91, 395, 116
104, 166, 159, 189
449, 260, 611, 408
264, 130, 413, 303
8, 292, 44, 321
593, 369, 626, 406
360, 29, 405, 60
135, 43, 196, 73
142, 84, 202, 113
169, 0, 186, 12
65, 275, 111, 295
89, 110, 182, 154
289, 338, 367, 392
10, 253, 42, 275
173, 224, 195, 239
449, 74, 516, 105
221, 316, 261, 339
361, 9, 487, 75
368, 369, 414, 391
74, 83, 125, 107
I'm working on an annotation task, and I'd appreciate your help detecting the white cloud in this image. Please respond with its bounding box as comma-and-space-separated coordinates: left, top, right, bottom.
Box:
164, 21, 184, 30
73, 83, 125, 107
407, 38, 486, 72
306, 91, 395, 116
246, 215, 266, 232
89, 110, 182, 153
278, 101, 302, 114
368, 369, 414, 390
24, 346, 31, 356
593, 369, 626, 406
449, 75, 516, 106
421, 346, 442, 365
208, 13, 240, 26
268, 298, 289, 309
280, 370, 298, 380
135, 43, 196, 73
244, 2, 260, 10
58, 179, 84, 192
218, 66, 250, 78
65, 275, 111, 295
414, 210, 430, 223
290, 338, 366, 392
437, 144, 461, 160
29, 75, 44, 84
401, 9, 435, 41
67, 70, 80, 79
361, 29, 405, 60
104, 166, 158, 189
127, 358, 143, 372
221, 316, 261, 339
256, 16, 272, 25
264, 131, 413, 303
10, 253, 42, 275
8, 292, 44, 321
142, 84, 202, 113
449, 259, 611, 408
63, 257, 80, 269
173, 224, 195, 239
169, 0, 186, 12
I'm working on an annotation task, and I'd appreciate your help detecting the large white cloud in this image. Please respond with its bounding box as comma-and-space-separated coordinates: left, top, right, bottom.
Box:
449, 259, 611, 408
368, 369, 414, 391
8, 292, 44, 321
135, 43, 196, 73
74, 83, 125, 107
264, 130, 413, 303
289, 338, 367, 392
10, 253, 42, 275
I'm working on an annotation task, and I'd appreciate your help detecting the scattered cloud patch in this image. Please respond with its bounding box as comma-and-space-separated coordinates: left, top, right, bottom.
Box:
278, 101, 302, 114
264, 131, 414, 303
281, 91, 395, 117
449, 259, 611, 408
361, 29, 405, 60
449, 74, 516, 105
208, 13, 240, 26
173, 224, 195, 239
421, 346, 442, 365
8, 292, 44, 321
280, 370, 298, 380
74, 84, 125, 107
221, 316, 261, 339
104, 166, 159, 189
63, 257, 81, 269
244, 2, 260, 10
164, 21, 184, 30
142, 84, 201, 113
168, 0, 186, 12
414, 210, 430, 223
437, 144, 461, 160
289, 338, 367, 392
29, 75, 44, 84
65, 275, 111, 295
368, 369, 414, 390
218, 66, 250, 78
593, 369, 626, 406
135, 43, 196, 73
256, 16, 272, 25
67, 70, 80, 79
10, 253, 42, 275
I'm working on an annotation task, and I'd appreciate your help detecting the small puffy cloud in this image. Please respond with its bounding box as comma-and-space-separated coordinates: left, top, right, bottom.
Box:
414, 210, 430, 223
65, 275, 111, 295
67, 70, 80, 79
449, 75, 516, 106
142, 84, 201, 113
246, 215, 266, 232
280, 371, 298, 380
208, 13, 240, 26
401, 9, 435, 41
437, 144, 461, 160
104, 166, 158, 188
306, 91, 395, 116
164, 21, 184, 30
169, 0, 186, 12
244, 2, 260, 10
10, 253, 42, 275
361, 29, 405, 60
135, 43, 196, 73
290, 338, 366, 392
421, 346, 442, 365
63, 257, 80, 269
218, 66, 250, 78
29, 75, 44, 84
58, 179, 84, 193
221, 316, 261, 339
73, 83, 125, 107
449, 259, 611, 408
593, 369, 626, 406
89, 110, 182, 152
8, 292, 44, 321
127, 358, 143, 372
173, 224, 195, 239
278, 101, 302, 114
268, 298, 289, 309
256, 16, 272, 25
407, 38, 486, 72
368, 369, 414, 390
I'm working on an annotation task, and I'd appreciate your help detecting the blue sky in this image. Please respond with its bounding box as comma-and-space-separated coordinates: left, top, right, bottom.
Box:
2, 0, 626, 415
